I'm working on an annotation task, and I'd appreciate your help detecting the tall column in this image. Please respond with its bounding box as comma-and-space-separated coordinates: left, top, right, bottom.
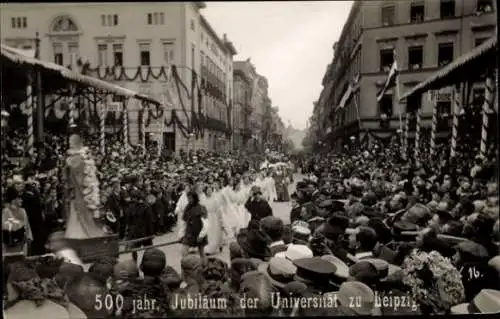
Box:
479, 75, 495, 158
450, 84, 462, 158
429, 91, 438, 159
26, 74, 35, 157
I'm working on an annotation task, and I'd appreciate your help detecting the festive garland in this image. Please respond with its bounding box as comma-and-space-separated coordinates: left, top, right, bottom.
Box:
66, 146, 101, 212
401, 250, 465, 314
83, 65, 169, 83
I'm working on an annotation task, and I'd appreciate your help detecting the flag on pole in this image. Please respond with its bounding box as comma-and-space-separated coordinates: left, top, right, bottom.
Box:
338, 73, 360, 109
377, 50, 398, 102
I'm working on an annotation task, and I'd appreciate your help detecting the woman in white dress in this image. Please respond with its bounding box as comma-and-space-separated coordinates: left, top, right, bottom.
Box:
236, 178, 252, 229
220, 179, 240, 239
265, 171, 278, 202
175, 184, 190, 239
203, 184, 223, 255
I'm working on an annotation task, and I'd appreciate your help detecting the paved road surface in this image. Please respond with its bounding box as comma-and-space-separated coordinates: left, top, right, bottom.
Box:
119, 174, 302, 273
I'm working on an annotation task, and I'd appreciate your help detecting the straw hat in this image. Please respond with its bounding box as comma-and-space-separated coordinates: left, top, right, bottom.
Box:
450, 289, 500, 314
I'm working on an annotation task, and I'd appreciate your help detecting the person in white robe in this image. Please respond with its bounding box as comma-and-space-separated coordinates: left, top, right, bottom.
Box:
175, 184, 190, 239
220, 182, 240, 239
265, 171, 278, 202
203, 185, 223, 255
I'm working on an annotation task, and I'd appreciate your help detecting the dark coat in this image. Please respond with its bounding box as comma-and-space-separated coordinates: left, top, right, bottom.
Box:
290, 206, 302, 224
245, 198, 273, 222
23, 189, 45, 255
125, 201, 155, 240
181, 204, 208, 247
105, 192, 123, 218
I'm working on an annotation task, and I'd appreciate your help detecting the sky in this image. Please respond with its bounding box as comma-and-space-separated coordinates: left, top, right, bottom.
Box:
203, 1, 353, 130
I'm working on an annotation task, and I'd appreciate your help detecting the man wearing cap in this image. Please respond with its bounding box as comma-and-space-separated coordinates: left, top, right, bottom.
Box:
293, 256, 338, 293
260, 216, 288, 255
245, 186, 273, 224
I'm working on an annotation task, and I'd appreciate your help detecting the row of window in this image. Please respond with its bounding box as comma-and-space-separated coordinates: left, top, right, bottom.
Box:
381, 0, 494, 27
377, 88, 485, 119
378, 37, 488, 72
101, 14, 118, 27
201, 51, 227, 87
10, 17, 27, 29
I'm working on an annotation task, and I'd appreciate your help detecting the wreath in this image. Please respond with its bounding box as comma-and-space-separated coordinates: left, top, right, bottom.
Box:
401, 249, 465, 314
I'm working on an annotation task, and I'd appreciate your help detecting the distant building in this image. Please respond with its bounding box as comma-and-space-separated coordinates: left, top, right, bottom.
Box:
317, 0, 496, 150
233, 59, 272, 151
0, 2, 237, 152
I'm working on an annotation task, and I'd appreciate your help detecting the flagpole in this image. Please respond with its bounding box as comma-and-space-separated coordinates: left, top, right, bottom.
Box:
393, 50, 405, 159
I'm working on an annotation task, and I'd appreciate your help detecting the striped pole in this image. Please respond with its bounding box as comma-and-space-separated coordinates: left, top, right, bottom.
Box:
141, 105, 146, 151
68, 85, 76, 128
414, 106, 422, 163
404, 112, 410, 159
451, 84, 461, 158
479, 75, 495, 158
100, 100, 106, 155
429, 91, 438, 158
122, 99, 128, 149
26, 75, 34, 157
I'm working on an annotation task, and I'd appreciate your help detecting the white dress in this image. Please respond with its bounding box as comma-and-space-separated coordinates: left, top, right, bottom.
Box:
236, 185, 251, 229
175, 191, 189, 239
202, 193, 223, 254
265, 176, 278, 202
220, 186, 239, 239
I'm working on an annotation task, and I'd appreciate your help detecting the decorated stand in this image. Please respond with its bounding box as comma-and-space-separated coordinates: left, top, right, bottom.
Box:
1, 43, 163, 263
400, 37, 497, 163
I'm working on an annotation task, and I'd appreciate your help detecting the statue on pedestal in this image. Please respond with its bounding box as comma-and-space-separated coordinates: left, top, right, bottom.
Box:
64, 128, 109, 239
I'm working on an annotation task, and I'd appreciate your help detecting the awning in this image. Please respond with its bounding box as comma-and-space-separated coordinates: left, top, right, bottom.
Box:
1, 44, 160, 105
400, 36, 497, 100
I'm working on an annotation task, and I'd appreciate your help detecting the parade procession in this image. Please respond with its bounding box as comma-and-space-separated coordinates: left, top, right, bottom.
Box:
1, 1, 500, 318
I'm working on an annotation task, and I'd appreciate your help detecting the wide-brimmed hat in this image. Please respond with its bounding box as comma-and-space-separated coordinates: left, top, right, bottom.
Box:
237, 228, 272, 259
335, 281, 376, 315
361, 258, 402, 281
258, 256, 296, 288
454, 241, 489, 260
275, 244, 313, 261
348, 261, 379, 285
451, 289, 500, 314
488, 255, 500, 273
321, 254, 349, 280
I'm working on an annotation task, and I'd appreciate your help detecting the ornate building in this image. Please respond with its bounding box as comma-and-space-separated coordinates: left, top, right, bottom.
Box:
0, 2, 237, 152
317, 0, 496, 150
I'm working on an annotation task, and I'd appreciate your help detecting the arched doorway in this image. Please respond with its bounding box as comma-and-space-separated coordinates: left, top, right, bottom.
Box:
47, 15, 81, 66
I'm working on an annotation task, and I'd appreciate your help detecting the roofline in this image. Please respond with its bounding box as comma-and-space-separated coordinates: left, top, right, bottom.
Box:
200, 14, 229, 56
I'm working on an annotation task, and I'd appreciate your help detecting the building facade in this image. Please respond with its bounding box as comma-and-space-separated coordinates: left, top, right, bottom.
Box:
0, 2, 237, 152
233, 59, 273, 151
317, 0, 496, 150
